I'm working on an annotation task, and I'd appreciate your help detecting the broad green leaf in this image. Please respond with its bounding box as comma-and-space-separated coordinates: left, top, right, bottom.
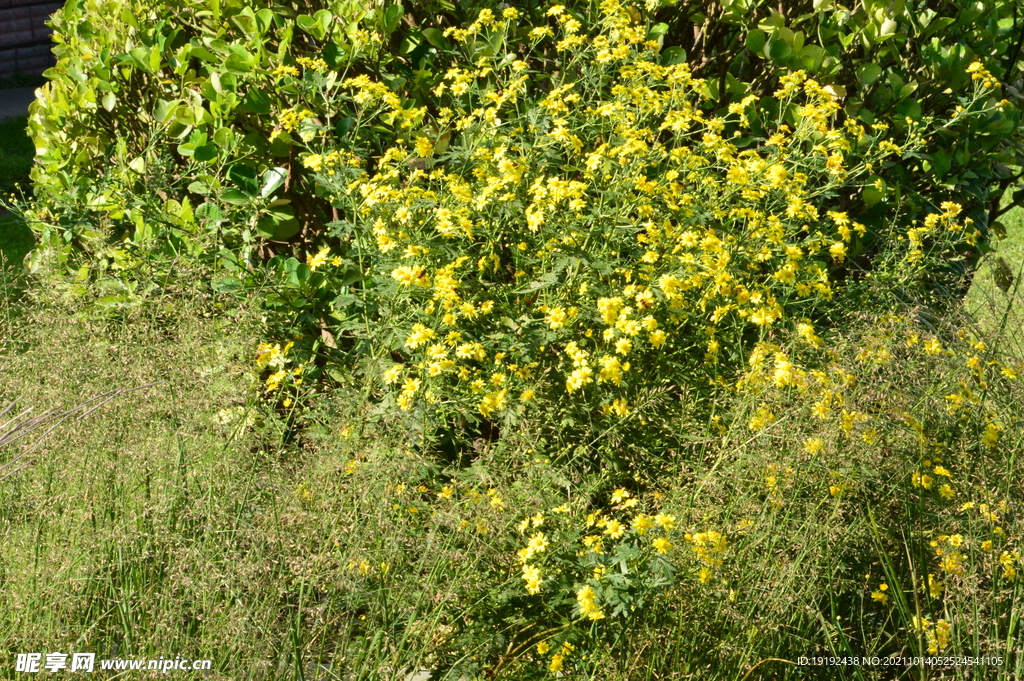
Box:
221, 188, 249, 205
227, 164, 259, 195
260, 167, 288, 198
257, 205, 301, 241
383, 4, 403, 35
238, 88, 271, 114
857, 63, 882, 87
745, 29, 767, 54
296, 14, 325, 40
421, 28, 448, 50
862, 187, 884, 206
766, 37, 792, 60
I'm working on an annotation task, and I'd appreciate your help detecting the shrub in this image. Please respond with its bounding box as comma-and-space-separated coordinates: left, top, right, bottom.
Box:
279, 2, 995, 468
20, 0, 1024, 277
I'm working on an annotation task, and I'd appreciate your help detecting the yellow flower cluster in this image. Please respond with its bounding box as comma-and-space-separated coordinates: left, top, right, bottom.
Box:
685, 530, 728, 584
967, 61, 1000, 89
301, 0, 941, 442
295, 56, 327, 72
270, 106, 314, 142
515, 487, 677, 642
913, 616, 952, 654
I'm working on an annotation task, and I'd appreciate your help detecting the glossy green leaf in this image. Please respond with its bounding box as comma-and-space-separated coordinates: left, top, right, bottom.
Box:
260, 167, 288, 198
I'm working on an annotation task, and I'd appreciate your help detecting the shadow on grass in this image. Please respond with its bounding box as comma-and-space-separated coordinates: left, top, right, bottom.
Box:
0, 116, 33, 194
0, 210, 34, 273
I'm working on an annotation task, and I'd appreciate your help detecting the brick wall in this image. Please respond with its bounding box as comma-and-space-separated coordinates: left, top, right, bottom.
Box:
0, 0, 63, 79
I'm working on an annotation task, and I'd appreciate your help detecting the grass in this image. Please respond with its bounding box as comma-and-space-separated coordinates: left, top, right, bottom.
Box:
965, 204, 1024, 360
0, 105, 1021, 677
1, 259, 1022, 680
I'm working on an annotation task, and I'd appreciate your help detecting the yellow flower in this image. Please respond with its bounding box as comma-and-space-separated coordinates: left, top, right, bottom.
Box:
405, 323, 436, 349
654, 513, 676, 530
653, 536, 672, 554
536, 641, 550, 655
391, 265, 429, 287
927, 573, 943, 598
603, 519, 625, 539
478, 389, 508, 417
934, 620, 952, 653
522, 564, 542, 594
545, 306, 568, 329
804, 437, 824, 456
610, 488, 631, 504
526, 532, 549, 556
576, 585, 604, 620
632, 514, 653, 535
829, 242, 847, 261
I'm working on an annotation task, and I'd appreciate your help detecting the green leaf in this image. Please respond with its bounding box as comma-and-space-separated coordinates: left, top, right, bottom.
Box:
383, 4, 403, 35
257, 205, 301, 241
193, 143, 217, 162
862, 186, 884, 206
153, 98, 177, 123
335, 117, 355, 136
745, 29, 767, 55
797, 44, 825, 71
255, 9, 274, 34
660, 46, 686, 66
314, 9, 334, 36
857, 63, 882, 87
296, 14, 326, 40
214, 127, 234, 147
188, 180, 211, 195
421, 27, 448, 50
212, 276, 243, 292
221, 188, 249, 205
895, 98, 922, 120
238, 88, 271, 114
227, 164, 259, 195
260, 167, 288, 198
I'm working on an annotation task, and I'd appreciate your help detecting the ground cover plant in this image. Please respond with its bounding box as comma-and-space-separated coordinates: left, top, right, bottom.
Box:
2, 0, 1024, 679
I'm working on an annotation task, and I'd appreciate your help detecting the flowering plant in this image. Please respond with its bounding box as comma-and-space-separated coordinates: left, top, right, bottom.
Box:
293, 1, 991, 463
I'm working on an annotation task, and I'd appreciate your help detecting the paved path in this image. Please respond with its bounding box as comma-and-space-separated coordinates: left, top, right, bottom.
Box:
0, 87, 37, 120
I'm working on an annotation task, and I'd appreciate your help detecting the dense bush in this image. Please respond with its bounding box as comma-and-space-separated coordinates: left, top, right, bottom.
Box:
19, 0, 1024, 276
